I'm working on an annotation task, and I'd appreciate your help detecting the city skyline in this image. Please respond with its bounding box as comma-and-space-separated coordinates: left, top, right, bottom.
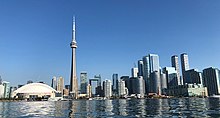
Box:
1, 1, 220, 86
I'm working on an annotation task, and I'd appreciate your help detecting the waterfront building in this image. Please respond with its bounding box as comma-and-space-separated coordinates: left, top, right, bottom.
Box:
181, 53, 190, 84
171, 55, 182, 85
120, 76, 130, 94
10, 87, 17, 98
136, 76, 145, 98
0, 84, 4, 98
163, 67, 178, 89
51, 76, 57, 90
167, 84, 207, 97
70, 17, 78, 99
160, 72, 167, 95
103, 80, 112, 98
131, 67, 138, 77
138, 60, 144, 76
94, 75, 102, 96
203, 67, 220, 96
57, 77, 64, 94
13, 83, 57, 99
149, 54, 160, 73
112, 73, 118, 96
142, 56, 150, 94
87, 84, 92, 98
3, 81, 10, 98
184, 69, 203, 85
117, 80, 126, 97
149, 71, 161, 95
80, 71, 87, 94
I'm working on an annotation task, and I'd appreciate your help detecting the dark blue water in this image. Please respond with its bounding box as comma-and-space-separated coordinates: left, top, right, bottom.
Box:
0, 98, 220, 117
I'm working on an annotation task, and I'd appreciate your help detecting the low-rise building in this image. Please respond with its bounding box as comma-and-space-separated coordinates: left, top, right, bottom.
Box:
167, 84, 207, 97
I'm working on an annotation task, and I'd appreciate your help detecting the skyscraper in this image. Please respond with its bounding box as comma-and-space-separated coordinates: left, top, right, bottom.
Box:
80, 71, 87, 94
171, 55, 182, 85
112, 73, 118, 96
118, 80, 126, 97
70, 17, 78, 99
203, 67, 220, 96
51, 76, 57, 90
149, 54, 160, 73
57, 77, 64, 93
103, 80, 112, 98
138, 60, 144, 76
181, 53, 190, 84
163, 67, 178, 88
142, 56, 150, 94
131, 67, 138, 77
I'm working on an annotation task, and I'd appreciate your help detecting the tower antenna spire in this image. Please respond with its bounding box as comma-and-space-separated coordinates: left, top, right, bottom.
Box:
72, 16, 76, 42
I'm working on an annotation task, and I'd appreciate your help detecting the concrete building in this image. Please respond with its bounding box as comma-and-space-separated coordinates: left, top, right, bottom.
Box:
138, 60, 144, 76
149, 71, 161, 95
87, 84, 92, 98
70, 17, 78, 99
171, 55, 182, 85
160, 73, 167, 95
3, 81, 10, 98
51, 76, 57, 90
142, 56, 150, 94
120, 76, 130, 94
57, 77, 64, 94
181, 53, 190, 84
203, 67, 220, 96
163, 67, 178, 89
167, 84, 207, 97
131, 67, 138, 77
0, 84, 4, 98
118, 80, 126, 97
103, 80, 112, 98
112, 73, 118, 96
184, 69, 203, 85
80, 72, 87, 94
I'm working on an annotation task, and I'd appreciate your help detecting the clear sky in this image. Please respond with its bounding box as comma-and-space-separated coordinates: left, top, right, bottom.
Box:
1, 0, 220, 86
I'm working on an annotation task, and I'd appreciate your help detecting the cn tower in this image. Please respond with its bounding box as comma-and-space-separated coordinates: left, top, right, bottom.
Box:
70, 17, 78, 99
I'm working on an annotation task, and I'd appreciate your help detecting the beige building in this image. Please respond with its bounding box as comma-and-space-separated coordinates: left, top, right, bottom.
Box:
167, 84, 208, 97
57, 77, 64, 94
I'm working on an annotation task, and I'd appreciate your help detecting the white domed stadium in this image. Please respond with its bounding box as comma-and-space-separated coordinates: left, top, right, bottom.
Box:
13, 83, 58, 100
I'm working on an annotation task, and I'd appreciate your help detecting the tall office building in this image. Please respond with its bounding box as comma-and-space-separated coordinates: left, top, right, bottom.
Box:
51, 76, 57, 90
118, 80, 126, 97
70, 17, 78, 99
171, 55, 182, 85
3, 81, 10, 98
80, 72, 87, 94
160, 73, 167, 95
57, 77, 64, 93
103, 80, 112, 98
184, 69, 203, 85
143, 56, 150, 94
131, 67, 138, 77
149, 54, 160, 73
203, 67, 220, 96
163, 67, 178, 88
138, 60, 144, 76
112, 74, 118, 95
181, 53, 190, 84
94, 75, 102, 96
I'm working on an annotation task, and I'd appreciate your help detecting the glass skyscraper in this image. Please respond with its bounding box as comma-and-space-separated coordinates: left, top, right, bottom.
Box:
80, 71, 87, 94
181, 53, 190, 84
171, 55, 182, 85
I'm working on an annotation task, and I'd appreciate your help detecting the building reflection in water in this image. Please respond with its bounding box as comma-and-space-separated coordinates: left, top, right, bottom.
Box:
118, 99, 128, 116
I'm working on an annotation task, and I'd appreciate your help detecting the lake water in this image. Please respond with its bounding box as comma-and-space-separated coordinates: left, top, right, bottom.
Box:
0, 98, 220, 117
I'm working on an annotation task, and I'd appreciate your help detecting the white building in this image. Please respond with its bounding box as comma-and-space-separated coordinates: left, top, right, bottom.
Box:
104, 80, 112, 98
131, 67, 138, 77
13, 83, 57, 99
118, 80, 126, 97
0, 84, 4, 98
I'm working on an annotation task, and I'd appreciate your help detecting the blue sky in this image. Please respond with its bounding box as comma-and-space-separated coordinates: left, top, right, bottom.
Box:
1, 0, 220, 86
